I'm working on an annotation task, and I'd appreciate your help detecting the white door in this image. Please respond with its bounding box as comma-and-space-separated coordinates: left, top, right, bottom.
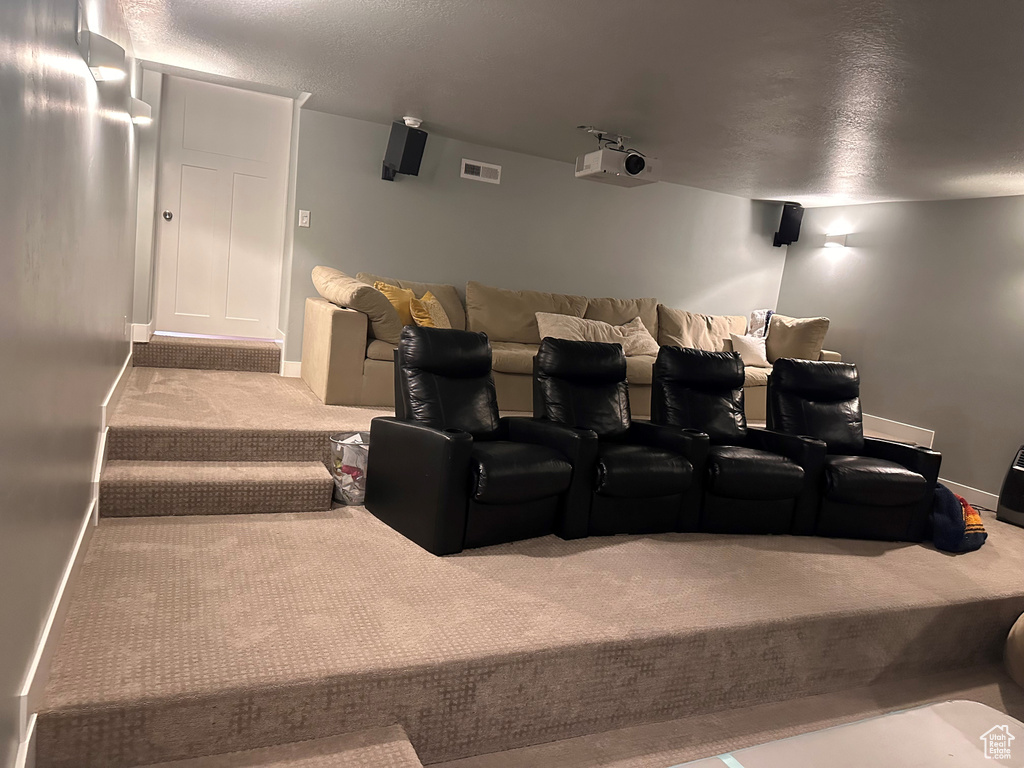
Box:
153, 76, 293, 339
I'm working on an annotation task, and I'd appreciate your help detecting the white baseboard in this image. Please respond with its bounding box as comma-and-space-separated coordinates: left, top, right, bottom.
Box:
131, 321, 154, 343
863, 413, 935, 448
101, 351, 133, 432
16, 499, 95, 742
938, 478, 1000, 510
281, 360, 301, 378
14, 713, 36, 768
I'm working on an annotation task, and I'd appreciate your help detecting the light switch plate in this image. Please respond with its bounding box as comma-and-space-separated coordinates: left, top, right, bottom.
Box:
298, 210, 310, 228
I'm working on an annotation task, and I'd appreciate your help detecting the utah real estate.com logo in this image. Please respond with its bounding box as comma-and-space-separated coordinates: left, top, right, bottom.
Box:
980, 725, 1015, 760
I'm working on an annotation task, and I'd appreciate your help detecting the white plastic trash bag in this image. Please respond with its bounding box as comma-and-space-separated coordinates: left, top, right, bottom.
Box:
329, 432, 370, 505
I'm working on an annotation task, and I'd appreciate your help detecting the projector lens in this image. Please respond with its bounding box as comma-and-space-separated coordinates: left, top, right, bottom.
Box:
624, 153, 645, 175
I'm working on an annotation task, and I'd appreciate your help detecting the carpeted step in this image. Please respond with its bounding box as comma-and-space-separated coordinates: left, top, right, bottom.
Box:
106, 428, 337, 462
100, 461, 334, 517
134, 336, 281, 373
135, 725, 423, 768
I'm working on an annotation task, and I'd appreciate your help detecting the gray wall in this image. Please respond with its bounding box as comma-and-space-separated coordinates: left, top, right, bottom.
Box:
0, 0, 137, 764
777, 196, 1024, 493
288, 110, 787, 360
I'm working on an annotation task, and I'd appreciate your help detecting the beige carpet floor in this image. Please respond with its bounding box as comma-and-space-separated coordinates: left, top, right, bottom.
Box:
36, 506, 1024, 768
133, 337, 282, 374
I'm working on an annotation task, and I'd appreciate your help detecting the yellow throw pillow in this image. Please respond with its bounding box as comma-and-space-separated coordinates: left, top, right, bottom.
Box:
374, 281, 415, 327
410, 291, 452, 329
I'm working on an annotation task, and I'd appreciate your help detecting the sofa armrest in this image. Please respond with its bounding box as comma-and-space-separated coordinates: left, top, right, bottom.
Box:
862, 437, 942, 485
503, 417, 599, 540
301, 297, 369, 405
365, 417, 474, 555
819, 349, 842, 362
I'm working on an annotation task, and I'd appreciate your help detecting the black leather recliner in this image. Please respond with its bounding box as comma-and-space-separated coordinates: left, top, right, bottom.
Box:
767, 359, 942, 542
532, 338, 708, 536
365, 326, 584, 555
651, 347, 826, 535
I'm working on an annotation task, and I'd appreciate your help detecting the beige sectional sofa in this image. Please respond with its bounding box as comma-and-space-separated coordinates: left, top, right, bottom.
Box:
300, 272, 840, 420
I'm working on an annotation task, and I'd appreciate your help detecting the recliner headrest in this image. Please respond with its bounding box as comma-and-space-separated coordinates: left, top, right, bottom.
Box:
655, 347, 744, 390
771, 359, 859, 400
536, 338, 626, 384
398, 326, 492, 378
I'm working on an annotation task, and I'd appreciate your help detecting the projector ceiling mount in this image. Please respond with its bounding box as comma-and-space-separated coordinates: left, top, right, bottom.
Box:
577, 125, 644, 156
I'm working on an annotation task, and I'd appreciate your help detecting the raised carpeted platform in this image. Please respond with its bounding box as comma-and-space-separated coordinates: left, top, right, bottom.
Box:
36, 506, 1024, 768
107, 368, 381, 462
134, 335, 282, 374
143, 725, 423, 768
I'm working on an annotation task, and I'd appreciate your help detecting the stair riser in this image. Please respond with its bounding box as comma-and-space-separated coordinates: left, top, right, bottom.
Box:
107, 429, 332, 463
133, 344, 280, 374
100, 479, 334, 517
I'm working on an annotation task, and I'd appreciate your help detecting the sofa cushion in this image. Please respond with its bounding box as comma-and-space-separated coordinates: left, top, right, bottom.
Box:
595, 443, 692, 498
471, 441, 572, 504
585, 296, 659, 339
356, 272, 466, 331
658, 307, 747, 351
536, 313, 659, 357
766, 314, 830, 363
823, 456, 929, 507
366, 339, 397, 362
466, 281, 588, 343
706, 446, 804, 500
743, 365, 772, 387
625, 354, 657, 385
312, 266, 402, 344
490, 341, 537, 375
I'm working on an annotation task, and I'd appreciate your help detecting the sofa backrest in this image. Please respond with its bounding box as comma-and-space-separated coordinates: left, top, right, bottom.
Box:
768, 359, 864, 455
466, 281, 588, 344
533, 338, 630, 437
656, 306, 747, 351
652, 347, 747, 445
395, 326, 500, 437
584, 297, 659, 339
357, 272, 466, 331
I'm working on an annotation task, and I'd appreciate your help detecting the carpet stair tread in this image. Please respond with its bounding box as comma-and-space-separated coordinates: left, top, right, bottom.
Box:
100, 461, 334, 517
134, 336, 281, 373
135, 726, 423, 768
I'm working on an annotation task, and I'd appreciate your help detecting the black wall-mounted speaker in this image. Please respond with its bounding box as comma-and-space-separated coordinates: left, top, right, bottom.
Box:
382, 121, 428, 181
773, 202, 804, 247
997, 445, 1024, 527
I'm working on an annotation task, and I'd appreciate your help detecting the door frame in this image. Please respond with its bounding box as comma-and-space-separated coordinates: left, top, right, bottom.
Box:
133, 62, 311, 369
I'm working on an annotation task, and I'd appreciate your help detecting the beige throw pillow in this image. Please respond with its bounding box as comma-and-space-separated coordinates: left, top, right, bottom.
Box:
657, 306, 748, 351
730, 333, 770, 367
311, 266, 402, 344
765, 314, 830, 363
536, 313, 659, 357
584, 297, 659, 339
466, 281, 589, 343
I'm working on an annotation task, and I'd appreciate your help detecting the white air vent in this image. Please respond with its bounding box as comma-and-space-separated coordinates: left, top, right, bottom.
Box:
461, 159, 501, 184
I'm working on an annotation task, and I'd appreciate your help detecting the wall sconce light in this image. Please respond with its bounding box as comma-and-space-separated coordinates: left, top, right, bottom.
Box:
824, 233, 848, 248
130, 97, 153, 126
81, 30, 126, 83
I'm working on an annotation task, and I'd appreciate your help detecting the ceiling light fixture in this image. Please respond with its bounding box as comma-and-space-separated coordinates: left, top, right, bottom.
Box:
824, 233, 848, 248
130, 97, 152, 125
80, 30, 126, 83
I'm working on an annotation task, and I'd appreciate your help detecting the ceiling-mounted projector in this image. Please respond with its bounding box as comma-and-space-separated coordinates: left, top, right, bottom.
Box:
575, 147, 659, 187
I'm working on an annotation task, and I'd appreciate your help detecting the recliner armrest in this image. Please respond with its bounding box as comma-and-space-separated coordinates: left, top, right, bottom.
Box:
628, 420, 710, 467
819, 349, 842, 362
502, 417, 599, 540
862, 437, 942, 484
365, 417, 474, 555
745, 428, 827, 470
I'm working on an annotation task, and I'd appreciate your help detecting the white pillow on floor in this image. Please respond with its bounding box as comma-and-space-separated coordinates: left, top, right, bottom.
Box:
730, 333, 770, 367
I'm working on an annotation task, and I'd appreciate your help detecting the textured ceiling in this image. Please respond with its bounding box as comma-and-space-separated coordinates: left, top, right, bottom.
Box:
122, 0, 1024, 204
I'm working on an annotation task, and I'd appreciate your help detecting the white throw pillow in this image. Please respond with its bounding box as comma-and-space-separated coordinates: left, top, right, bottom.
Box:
536, 313, 660, 357
730, 333, 770, 367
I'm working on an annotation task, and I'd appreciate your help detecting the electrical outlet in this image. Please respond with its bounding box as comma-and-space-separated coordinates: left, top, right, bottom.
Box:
298, 210, 310, 228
